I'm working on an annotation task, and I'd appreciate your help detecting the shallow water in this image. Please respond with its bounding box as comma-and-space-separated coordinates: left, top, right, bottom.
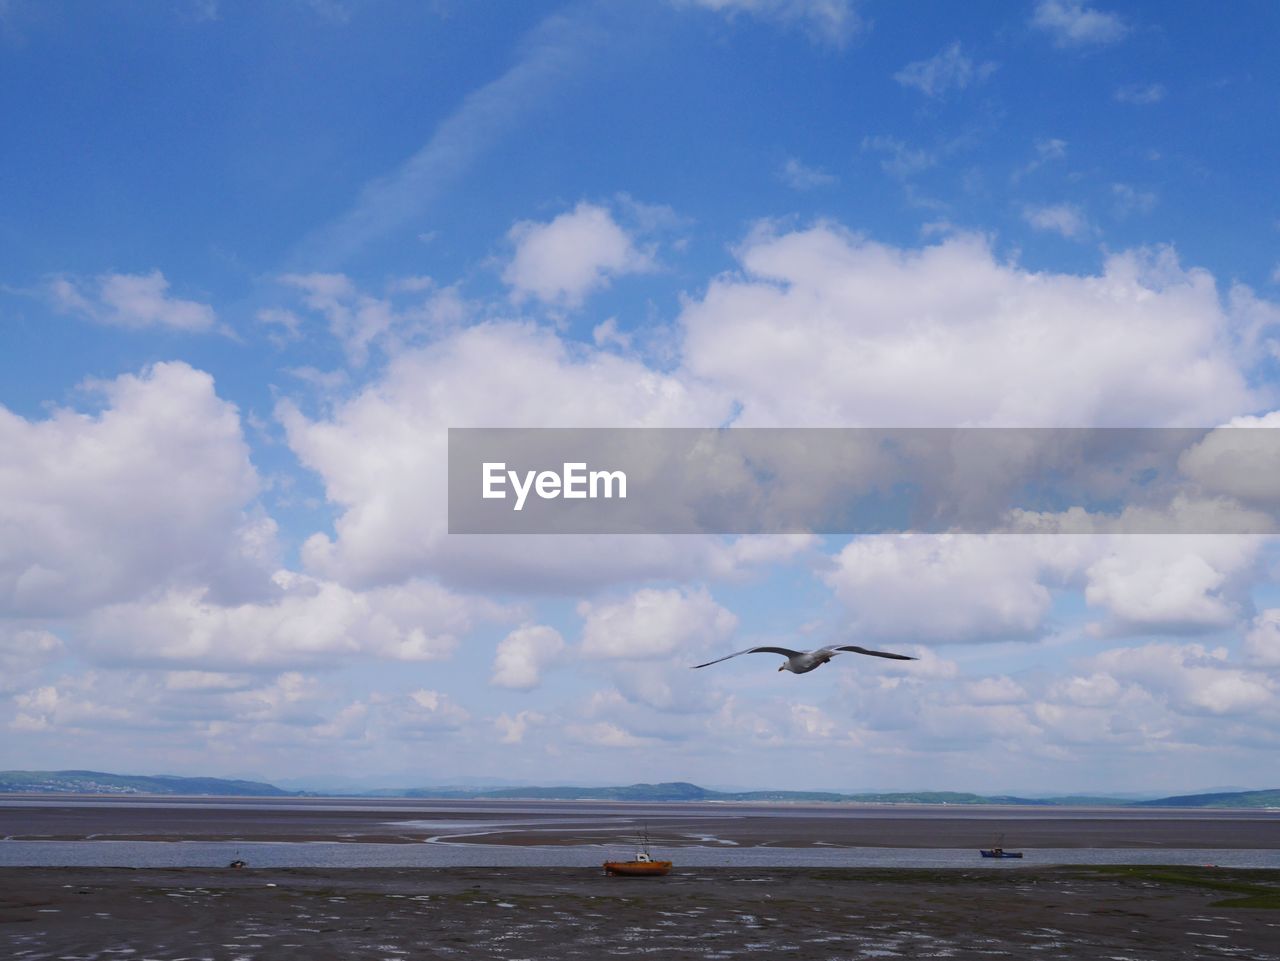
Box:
3, 838, 1279, 869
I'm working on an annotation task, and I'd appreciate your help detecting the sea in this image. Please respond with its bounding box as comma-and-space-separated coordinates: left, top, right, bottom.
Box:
2, 796, 1279, 870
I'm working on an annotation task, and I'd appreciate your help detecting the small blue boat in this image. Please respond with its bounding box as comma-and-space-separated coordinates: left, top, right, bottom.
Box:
980, 847, 1023, 858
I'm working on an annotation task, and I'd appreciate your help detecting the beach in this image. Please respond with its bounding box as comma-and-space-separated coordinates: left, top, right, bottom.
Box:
3, 864, 1279, 960
5, 796, 1280, 848
3, 799, 1280, 957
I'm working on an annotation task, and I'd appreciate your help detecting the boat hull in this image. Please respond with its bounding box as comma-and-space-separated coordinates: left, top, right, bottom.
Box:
603, 860, 672, 877
980, 850, 1023, 858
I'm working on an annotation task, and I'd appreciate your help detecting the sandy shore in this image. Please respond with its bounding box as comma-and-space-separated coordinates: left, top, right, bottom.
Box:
5, 798, 1280, 848
2, 866, 1278, 960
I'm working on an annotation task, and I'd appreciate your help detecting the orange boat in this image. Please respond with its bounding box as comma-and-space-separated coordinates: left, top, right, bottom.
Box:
603, 831, 672, 877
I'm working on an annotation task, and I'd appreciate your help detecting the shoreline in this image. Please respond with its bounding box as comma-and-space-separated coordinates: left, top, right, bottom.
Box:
4, 798, 1279, 849
4, 865, 1278, 960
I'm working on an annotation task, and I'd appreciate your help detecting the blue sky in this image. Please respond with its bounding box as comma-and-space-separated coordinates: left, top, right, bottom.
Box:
2, 0, 1279, 794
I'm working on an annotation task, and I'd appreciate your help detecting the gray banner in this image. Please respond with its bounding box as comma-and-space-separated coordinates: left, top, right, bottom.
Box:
447, 427, 1280, 535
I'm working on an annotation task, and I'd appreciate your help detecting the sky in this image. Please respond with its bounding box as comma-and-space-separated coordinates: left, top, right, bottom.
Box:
2, 0, 1280, 795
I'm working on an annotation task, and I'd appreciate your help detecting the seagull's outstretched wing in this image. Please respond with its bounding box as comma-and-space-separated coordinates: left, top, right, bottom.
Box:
692, 646, 803, 669
832, 645, 917, 661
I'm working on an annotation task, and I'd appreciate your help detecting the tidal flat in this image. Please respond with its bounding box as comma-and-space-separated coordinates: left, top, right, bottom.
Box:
3, 865, 1279, 960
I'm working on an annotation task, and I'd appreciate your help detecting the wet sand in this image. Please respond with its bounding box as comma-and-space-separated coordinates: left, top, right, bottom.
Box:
4, 797, 1280, 849
3, 865, 1279, 960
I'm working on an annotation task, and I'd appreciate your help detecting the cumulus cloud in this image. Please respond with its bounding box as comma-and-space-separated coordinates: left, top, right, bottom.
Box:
8, 673, 148, 734
1244, 610, 1280, 667
81, 571, 494, 669
1031, 0, 1128, 48
279, 318, 732, 591
824, 535, 1061, 643
894, 42, 995, 98
576, 588, 737, 715
825, 503, 1266, 644
274, 227, 1276, 607
0, 362, 271, 616
1093, 642, 1274, 717
682, 0, 863, 47
503, 203, 652, 308
1082, 536, 1261, 635
679, 226, 1263, 428
1178, 413, 1280, 508
491, 624, 566, 690
579, 587, 736, 660
51, 271, 217, 332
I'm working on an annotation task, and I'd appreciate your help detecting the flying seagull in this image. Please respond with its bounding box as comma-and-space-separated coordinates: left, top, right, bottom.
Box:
692, 644, 917, 674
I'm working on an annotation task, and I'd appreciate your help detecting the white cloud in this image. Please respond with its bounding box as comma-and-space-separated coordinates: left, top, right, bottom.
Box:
1082, 536, 1260, 634
826, 507, 1266, 644
276, 272, 458, 366
162, 671, 253, 693
491, 624, 565, 690
1178, 412, 1280, 508
1022, 202, 1090, 239
279, 319, 731, 591
273, 228, 1277, 611
592, 317, 632, 350
1093, 643, 1274, 717
503, 203, 652, 308
682, 0, 863, 47
82, 571, 491, 669
256, 306, 304, 347
578, 588, 737, 715
391, 689, 471, 734
964, 675, 1030, 705
679, 226, 1263, 428
1049, 672, 1124, 708
51, 271, 217, 332
0, 362, 271, 617
1031, 0, 1128, 48
709, 533, 817, 575
779, 157, 838, 190
1244, 610, 1280, 667
495, 709, 545, 744
9, 677, 137, 733
579, 587, 736, 660
894, 42, 995, 98
1114, 82, 1166, 105
565, 719, 656, 748
824, 535, 1058, 643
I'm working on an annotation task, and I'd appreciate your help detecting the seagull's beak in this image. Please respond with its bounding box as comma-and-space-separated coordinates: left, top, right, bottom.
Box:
777, 664, 785, 671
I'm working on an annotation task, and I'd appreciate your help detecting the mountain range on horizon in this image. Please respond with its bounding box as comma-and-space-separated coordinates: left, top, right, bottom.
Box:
2, 770, 1278, 810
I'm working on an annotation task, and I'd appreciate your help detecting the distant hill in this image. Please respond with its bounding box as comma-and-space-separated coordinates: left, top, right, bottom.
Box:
0, 770, 293, 797
1131, 789, 1280, 809
2, 772, 1275, 808
408, 781, 1055, 805
404, 782, 1279, 807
